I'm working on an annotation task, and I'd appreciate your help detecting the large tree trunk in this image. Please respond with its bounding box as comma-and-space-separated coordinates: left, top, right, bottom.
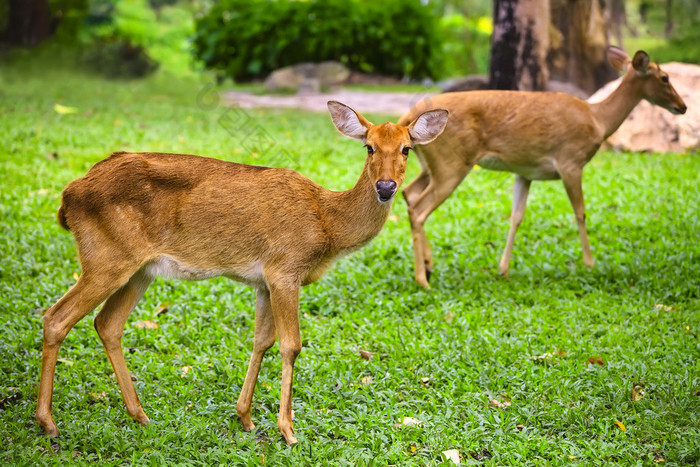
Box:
548, 0, 618, 95
0, 0, 56, 48
489, 0, 550, 91
608, 0, 628, 47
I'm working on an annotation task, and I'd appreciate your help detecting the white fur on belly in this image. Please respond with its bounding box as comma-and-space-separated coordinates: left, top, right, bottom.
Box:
145, 256, 265, 285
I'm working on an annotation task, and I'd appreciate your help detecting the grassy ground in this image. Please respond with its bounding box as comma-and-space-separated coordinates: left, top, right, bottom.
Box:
1, 58, 699, 466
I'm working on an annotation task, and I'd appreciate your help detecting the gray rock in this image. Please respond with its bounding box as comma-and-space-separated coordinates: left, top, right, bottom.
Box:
264, 61, 350, 93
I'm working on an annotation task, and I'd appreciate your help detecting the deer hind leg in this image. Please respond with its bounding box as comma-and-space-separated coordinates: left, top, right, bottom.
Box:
406, 162, 471, 288
37, 267, 137, 437
499, 174, 532, 277
561, 169, 594, 268
236, 286, 276, 432
266, 278, 301, 445
94, 268, 153, 426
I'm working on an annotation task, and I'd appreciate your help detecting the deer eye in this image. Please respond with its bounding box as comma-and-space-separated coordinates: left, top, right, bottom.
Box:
402, 147, 411, 156
661, 75, 669, 83
365, 145, 374, 155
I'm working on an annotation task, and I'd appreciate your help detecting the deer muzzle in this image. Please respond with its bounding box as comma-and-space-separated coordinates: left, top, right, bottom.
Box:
376, 179, 397, 202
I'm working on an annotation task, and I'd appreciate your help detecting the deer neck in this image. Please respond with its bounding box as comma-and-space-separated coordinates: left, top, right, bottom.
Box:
589, 73, 644, 139
319, 159, 392, 253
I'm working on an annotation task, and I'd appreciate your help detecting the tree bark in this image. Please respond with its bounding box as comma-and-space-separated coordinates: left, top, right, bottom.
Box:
608, 0, 628, 47
0, 0, 53, 47
489, 0, 550, 91
548, 0, 618, 95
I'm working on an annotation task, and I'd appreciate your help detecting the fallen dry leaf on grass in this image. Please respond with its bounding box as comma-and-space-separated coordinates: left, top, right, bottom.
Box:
361, 375, 372, 385
54, 103, 78, 114
442, 449, 460, 465
73, 272, 80, 281
401, 416, 423, 427
654, 303, 675, 312
587, 356, 604, 366
614, 421, 626, 431
529, 352, 555, 364
156, 302, 170, 316
180, 366, 193, 377
489, 394, 511, 409
56, 358, 73, 366
358, 349, 373, 360
444, 311, 455, 323
136, 320, 159, 329
632, 383, 645, 401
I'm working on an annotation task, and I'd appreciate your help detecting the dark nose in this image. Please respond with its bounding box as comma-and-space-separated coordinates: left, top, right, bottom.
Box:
376, 179, 397, 201
679, 104, 687, 114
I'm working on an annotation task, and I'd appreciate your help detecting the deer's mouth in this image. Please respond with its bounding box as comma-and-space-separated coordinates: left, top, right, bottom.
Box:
671, 104, 687, 115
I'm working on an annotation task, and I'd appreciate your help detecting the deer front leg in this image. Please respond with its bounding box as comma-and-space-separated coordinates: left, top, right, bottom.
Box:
236, 287, 276, 432
406, 164, 471, 288
94, 270, 152, 426
404, 171, 432, 287
561, 169, 594, 268
499, 175, 532, 277
407, 209, 431, 288
268, 279, 301, 445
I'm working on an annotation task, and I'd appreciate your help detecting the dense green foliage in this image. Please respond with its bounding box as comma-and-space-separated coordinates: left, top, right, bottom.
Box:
193, 0, 445, 81
1, 55, 699, 464
648, 20, 700, 64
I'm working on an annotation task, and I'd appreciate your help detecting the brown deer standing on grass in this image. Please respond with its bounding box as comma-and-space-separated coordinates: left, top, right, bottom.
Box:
36, 101, 449, 444
400, 47, 687, 288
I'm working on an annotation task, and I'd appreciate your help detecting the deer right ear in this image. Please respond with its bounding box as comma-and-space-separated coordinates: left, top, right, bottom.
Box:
632, 50, 650, 74
408, 109, 449, 145
607, 46, 631, 73
327, 101, 372, 141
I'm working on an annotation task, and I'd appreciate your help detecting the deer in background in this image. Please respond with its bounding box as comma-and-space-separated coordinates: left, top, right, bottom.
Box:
36, 101, 449, 444
400, 47, 687, 288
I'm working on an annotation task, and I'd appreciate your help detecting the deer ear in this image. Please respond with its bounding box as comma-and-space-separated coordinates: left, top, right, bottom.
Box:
408, 109, 449, 145
607, 46, 631, 72
327, 101, 372, 141
632, 50, 650, 74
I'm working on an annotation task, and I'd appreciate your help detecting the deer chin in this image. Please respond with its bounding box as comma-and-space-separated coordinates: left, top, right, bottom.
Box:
377, 192, 395, 203
670, 105, 687, 115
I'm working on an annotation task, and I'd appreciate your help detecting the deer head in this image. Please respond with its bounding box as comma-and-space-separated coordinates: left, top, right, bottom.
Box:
607, 46, 687, 115
327, 101, 449, 202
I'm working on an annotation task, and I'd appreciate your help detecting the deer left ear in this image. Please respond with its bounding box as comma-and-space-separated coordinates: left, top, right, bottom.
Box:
632, 50, 650, 74
607, 46, 631, 72
408, 109, 449, 145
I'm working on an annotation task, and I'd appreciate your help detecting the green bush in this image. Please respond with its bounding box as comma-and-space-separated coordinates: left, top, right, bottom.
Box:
192, 0, 445, 81
439, 13, 492, 77
649, 20, 700, 64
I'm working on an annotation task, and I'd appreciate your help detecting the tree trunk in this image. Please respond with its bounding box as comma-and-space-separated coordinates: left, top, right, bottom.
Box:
489, 0, 550, 91
0, 0, 53, 47
608, 0, 628, 47
548, 0, 618, 96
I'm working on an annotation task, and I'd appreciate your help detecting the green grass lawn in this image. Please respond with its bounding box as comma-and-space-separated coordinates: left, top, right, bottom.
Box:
1, 59, 699, 465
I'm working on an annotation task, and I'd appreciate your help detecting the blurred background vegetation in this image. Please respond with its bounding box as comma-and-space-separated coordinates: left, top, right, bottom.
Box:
0, 0, 698, 82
